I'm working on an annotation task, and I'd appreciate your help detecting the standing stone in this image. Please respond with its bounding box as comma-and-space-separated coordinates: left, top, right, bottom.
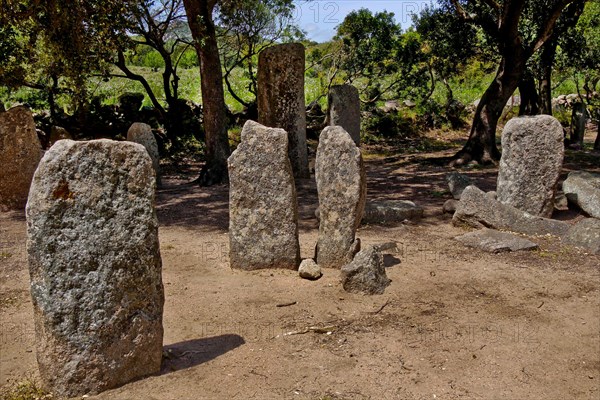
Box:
26, 139, 164, 397
0, 106, 43, 211
228, 120, 300, 270
48, 126, 72, 147
497, 115, 564, 217
315, 126, 366, 268
570, 102, 587, 148
127, 122, 161, 186
328, 84, 361, 146
258, 43, 309, 179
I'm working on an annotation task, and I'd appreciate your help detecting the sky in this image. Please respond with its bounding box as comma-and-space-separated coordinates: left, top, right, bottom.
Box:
293, 0, 431, 42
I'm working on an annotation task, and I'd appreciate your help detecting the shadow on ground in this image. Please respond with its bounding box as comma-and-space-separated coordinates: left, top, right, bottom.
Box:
161, 334, 245, 374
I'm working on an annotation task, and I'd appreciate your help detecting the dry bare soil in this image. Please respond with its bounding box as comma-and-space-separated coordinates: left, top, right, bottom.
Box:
1, 143, 599, 400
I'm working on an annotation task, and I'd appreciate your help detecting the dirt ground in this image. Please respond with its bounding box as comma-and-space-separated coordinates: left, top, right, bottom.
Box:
1, 139, 599, 400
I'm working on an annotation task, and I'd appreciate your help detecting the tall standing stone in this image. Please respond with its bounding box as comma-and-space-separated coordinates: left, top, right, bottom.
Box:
0, 106, 43, 211
496, 115, 564, 217
315, 126, 366, 268
26, 139, 164, 397
327, 84, 361, 146
127, 122, 161, 186
258, 43, 309, 179
228, 120, 300, 270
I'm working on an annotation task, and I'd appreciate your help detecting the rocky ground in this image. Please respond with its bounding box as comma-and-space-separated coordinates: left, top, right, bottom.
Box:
1, 139, 599, 400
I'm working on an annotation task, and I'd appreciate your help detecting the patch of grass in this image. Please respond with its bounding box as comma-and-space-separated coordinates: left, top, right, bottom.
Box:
0, 378, 52, 400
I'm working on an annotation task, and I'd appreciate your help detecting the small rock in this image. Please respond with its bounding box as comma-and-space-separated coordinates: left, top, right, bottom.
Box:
340, 246, 391, 295
554, 191, 569, 211
299, 259, 322, 280
562, 171, 600, 219
362, 200, 423, 225
454, 228, 539, 253
446, 172, 472, 200
443, 199, 459, 214
563, 218, 600, 255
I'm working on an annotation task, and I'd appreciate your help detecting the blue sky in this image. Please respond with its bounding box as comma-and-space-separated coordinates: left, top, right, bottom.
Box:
293, 0, 431, 42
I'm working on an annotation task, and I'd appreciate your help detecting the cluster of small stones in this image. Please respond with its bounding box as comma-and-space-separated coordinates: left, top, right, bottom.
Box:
26, 139, 164, 397
0, 106, 43, 211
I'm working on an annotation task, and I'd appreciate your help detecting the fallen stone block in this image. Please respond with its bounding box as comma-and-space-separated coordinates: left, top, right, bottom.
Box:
340, 246, 391, 295
562, 171, 600, 219
562, 218, 600, 255
453, 185, 570, 237
362, 200, 423, 225
454, 228, 539, 253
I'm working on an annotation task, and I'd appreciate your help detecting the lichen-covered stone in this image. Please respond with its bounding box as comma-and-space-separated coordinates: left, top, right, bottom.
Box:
341, 246, 391, 295
497, 115, 564, 217
562, 170, 600, 219
26, 139, 164, 397
258, 43, 309, 179
0, 106, 43, 210
327, 84, 361, 146
315, 126, 366, 268
228, 120, 300, 270
127, 122, 161, 186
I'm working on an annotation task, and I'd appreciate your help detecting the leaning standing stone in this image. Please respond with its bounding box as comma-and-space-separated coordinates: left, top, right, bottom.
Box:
316, 126, 366, 268
496, 115, 564, 217
127, 122, 161, 186
228, 120, 300, 270
26, 139, 164, 397
327, 84, 361, 146
258, 43, 309, 179
0, 106, 43, 210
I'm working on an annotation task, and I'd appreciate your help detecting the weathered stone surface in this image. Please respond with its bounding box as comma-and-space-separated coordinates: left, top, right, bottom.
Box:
327, 84, 361, 146
127, 122, 161, 186
299, 259, 322, 280
340, 246, 391, 295
563, 218, 600, 254
454, 228, 539, 253
453, 185, 570, 237
496, 115, 564, 217
562, 171, 600, 219
443, 199, 459, 214
315, 126, 366, 268
26, 139, 164, 397
48, 126, 72, 147
0, 106, 43, 211
446, 172, 472, 200
228, 120, 300, 270
362, 200, 423, 225
258, 43, 309, 179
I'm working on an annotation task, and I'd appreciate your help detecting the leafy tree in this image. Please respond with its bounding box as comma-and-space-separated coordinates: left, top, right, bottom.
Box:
217, 0, 304, 110
444, 0, 589, 165
326, 8, 427, 106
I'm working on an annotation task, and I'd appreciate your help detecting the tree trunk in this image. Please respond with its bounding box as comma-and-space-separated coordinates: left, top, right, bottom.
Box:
538, 40, 556, 115
183, 0, 231, 186
452, 52, 527, 165
518, 71, 540, 116
594, 128, 600, 151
